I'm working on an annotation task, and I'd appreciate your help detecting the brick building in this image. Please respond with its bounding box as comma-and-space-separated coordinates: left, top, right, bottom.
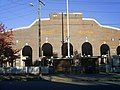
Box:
12, 13, 120, 66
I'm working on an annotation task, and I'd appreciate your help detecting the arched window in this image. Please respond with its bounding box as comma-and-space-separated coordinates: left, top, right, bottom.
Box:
42, 43, 53, 57
100, 44, 110, 56
22, 45, 32, 56
61, 43, 73, 57
117, 46, 120, 55
22, 45, 32, 66
82, 42, 93, 56
100, 44, 110, 64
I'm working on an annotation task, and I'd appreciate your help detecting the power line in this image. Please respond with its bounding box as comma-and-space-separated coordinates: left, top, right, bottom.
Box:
0, 0, 36, 14
0, 0, 120, 28
1, 0, 120, 13
0, 10, 37, 22
42, 0, 120, 5
41, 8, 120, 14
1, 0, 120, 16
45, 0, 120, 5
1, 9, 120, 26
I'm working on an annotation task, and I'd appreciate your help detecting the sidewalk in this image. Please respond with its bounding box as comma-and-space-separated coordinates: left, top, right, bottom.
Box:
42, 73, 120, 83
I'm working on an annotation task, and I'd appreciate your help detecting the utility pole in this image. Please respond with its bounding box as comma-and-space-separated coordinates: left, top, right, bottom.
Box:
66, 0, 70, 58
61, 12, 64, 44
38, 0, 45, 57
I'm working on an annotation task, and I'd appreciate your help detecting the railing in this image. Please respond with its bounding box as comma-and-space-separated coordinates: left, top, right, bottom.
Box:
1, 66, 119, 75
112, 66, 120, 72
0, 67, 40, 75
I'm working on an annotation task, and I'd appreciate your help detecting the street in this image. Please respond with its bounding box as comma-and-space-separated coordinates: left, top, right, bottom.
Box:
0, 80, 120, 90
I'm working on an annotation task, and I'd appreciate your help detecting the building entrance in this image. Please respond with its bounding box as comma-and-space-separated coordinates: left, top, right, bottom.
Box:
22, 45, 32, 66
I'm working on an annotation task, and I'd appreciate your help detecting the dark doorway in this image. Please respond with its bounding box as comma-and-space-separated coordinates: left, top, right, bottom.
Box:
61, 43, 73, 57
100, 44, 110, 64
117, 46, 120, 55
100, 44, 110, 55
42, 43, 53, 57
80, 57, 99, 73
82, 42, 93, 57
22, 45, 32, 66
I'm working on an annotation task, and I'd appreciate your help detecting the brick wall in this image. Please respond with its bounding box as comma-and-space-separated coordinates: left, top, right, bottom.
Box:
12, 13, 120, 66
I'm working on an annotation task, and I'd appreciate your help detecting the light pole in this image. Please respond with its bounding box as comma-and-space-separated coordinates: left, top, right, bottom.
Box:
38, 0, 45, 58
66, 0, 70, 58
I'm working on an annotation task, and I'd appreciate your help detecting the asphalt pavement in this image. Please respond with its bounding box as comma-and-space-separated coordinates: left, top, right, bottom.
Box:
0, 73, 120, 90
0, 79, 120, 90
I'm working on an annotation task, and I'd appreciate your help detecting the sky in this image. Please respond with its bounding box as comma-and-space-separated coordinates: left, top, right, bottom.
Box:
0, 0, 120, 29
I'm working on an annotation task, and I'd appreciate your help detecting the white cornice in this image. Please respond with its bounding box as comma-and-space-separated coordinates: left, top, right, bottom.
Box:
82, 18, 120, 31
56, 12, 82, 15
11, 15, 120, 31
12, 18, 50, 31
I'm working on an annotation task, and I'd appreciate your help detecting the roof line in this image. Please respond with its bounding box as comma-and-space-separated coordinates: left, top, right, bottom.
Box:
82, 18, 120, 30
12, 18, 50, 31
12, 15, 120, 31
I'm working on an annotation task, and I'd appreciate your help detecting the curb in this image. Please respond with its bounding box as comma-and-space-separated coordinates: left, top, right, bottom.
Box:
42, 74, 120, 83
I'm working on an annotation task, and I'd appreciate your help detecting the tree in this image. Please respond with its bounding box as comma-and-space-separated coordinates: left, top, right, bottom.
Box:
0, 24, 20, 67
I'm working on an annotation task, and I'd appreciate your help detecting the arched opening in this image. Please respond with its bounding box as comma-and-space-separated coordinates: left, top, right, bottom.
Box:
117, 46, 120, 55
81, 42, 99, 73
82, 42, 93, 57
42, 43, 53, 57
100, 44, 110, 64
61, 43, 73, 57
22, 45, 32, 66
100, 44, 110, 55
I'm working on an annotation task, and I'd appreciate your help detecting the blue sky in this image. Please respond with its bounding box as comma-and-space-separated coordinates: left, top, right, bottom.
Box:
0, 0, 120, 29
